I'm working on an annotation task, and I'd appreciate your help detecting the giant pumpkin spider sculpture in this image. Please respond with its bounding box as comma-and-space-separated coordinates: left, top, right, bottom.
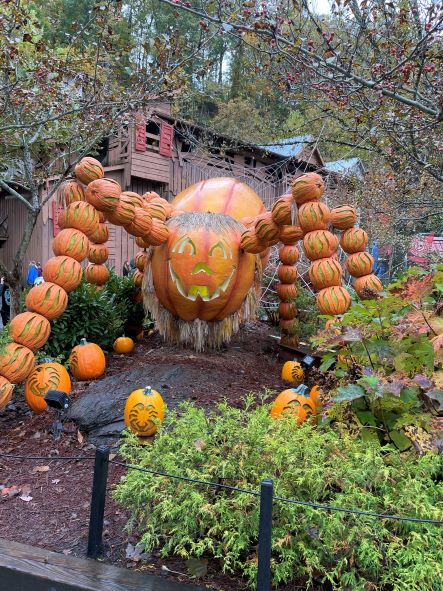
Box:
0, 158, 382, 405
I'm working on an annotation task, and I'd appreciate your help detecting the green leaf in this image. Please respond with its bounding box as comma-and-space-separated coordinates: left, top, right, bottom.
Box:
388, 430, 412, 451
320, 354, 336, 371
186, 557, 208, 578
333, 384, 365, 402
355, 410, 377, 426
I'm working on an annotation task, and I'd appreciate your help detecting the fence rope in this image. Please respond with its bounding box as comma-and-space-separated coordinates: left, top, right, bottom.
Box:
1, 453, 441, 525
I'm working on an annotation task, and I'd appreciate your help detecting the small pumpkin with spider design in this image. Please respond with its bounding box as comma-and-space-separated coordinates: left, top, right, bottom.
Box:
24, 362, 71, 413
124, 386, 165, 436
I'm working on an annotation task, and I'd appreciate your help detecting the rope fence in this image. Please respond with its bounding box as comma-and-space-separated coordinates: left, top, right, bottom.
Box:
1, 448, 442, 591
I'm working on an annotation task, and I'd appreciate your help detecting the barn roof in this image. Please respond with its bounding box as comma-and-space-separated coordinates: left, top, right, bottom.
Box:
324, 157, 365, 178
257, 135, 314, 158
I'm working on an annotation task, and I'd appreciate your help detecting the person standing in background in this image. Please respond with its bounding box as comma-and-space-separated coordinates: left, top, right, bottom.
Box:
36, 262, 43, 277
122, 260, 131, 276
0, 279, 10, 326
26, 261, 38, 286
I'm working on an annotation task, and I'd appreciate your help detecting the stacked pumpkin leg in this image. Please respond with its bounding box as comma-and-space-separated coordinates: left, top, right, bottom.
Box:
293, 173, 352, 316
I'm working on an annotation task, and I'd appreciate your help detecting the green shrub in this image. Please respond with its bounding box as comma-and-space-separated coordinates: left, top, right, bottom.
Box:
295, 286, 323, 341
114, 399, 443, 590
42, 271, 146, 360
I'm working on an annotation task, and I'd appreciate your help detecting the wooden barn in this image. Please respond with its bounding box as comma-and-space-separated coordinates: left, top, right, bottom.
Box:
0, 103, 358, 279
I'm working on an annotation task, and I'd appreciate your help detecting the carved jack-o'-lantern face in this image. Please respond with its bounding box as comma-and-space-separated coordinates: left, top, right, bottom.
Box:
150, 213, 257, 322
270, 388, 318, 426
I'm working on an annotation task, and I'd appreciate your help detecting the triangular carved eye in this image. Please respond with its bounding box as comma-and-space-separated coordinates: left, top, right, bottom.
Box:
209, 241, 227, 258
172, 236, 196, 255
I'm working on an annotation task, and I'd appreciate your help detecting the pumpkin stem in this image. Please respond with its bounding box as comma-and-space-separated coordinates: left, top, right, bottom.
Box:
143, 386, 152, 395
80, 338, 88, 346
292, 384, 308, 396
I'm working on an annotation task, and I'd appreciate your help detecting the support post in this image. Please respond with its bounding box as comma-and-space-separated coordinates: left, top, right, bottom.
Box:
87, 446, 110, 559
256, 478, 274, 591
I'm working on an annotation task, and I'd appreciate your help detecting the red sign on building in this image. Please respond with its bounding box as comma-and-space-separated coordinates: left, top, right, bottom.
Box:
135, 116, 147, 151
52, 201, 64, 237
159, 122, 174, 157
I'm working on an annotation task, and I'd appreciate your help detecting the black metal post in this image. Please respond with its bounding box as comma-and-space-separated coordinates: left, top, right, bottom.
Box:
87, 446, 110, 559
256, 478, 274, 591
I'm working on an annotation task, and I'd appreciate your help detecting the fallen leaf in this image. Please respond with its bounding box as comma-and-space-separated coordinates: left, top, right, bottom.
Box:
19, 494, 33, 502
52, 479, 60, 485
109, 453, 117, 461
21, 484, 31, 496
77, 431, 84, 444
194, 439, 206, 450
32, 465, 50, 474
62, 549, 72, 556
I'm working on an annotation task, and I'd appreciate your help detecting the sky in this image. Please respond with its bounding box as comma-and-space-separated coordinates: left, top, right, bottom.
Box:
310, 0, 331, 14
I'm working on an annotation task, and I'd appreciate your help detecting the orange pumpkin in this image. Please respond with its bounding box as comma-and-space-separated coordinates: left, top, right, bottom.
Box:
151, 212, 257, 322
172, 177, 266, 222
291, 172, 325, 205
69, 338, 106, 381
133, 270, 144, 288
122, 191, 144, 208
43, 256, 83, 292
279, 225, 304, 245
58, 201, 99, 236
241, 216, 255, 228
143, 197, 170, 221
340, 228, 368, 254
98, 211, 106, 223
135, 236, 151, 249
280, 318, 299, 334
59, 180, 85, 207
88, 223, 109, 244
124, 207, 153, 238
9, 312, 51, 350
144, 218, 169, 246
106, 194, 136, 226
52, 228, 89, 262
281, 361, 304, 384
0, 377, 14, 410
276, 283, 298, 302
85, 178, 121, 212
240, 228, 267, 254
255, 212, 280, 243
26, 282, 68, 320
24, 362, 71, 414
298, 201, 331, 233
0, 343, 35, 384
142, 191, 161, 202
309, 257, 343, 290
88, 243, 109, 264
278, 265, 298, 284
317, 286, 351, 315
330, 205, 357, 230
271, 195, 293, 225
303, 230, 339, 261
85, 264, 108, 286
135, 251, 148, 272
124, 386, 165, 437
346, 252, 374, 277
74, 157, 104, 185
113, 337, 135, 354
354, 274, 383, 298
270, 387, 317, 425
279, 302, 298, 320
279, 245, 299, 265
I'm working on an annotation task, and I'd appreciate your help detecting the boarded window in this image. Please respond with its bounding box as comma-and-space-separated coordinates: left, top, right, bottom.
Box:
159, 122, 174, 157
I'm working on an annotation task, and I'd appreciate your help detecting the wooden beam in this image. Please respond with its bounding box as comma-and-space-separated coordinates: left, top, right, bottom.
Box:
0, 538, 209, 591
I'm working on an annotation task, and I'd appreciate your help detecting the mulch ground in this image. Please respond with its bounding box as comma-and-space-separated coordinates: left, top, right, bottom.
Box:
0, 320, 298, 591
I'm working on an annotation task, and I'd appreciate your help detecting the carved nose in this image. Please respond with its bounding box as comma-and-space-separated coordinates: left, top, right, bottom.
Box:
192, 262, 214, 275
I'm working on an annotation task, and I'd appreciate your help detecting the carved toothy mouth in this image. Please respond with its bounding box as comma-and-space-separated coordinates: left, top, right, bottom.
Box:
168, 261, 236, 301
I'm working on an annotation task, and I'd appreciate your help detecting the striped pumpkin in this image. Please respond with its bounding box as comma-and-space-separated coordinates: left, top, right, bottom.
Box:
124, 207, 153, 238
106, 195, 136, 226
354, 274, 383, 298
43, 256, 83, 292
303, 230, 339, 261
58, 201, 99, 237
240, 228, 267, 254
144, 218, 169, 246
24, 362, 71, 414
346, 252, 374, 277
292, 172, 325, 205
74, 157, 104, 185
309, 257, 343, 290
279, 302, 298, 320
330, 205, 357, 230
278, 265, 298, 284
241, 216, 255, 228
85, 264, 109, 286
142, 191, 161, 203
98, 211, 106, 223
143, 197, 173, 220
26, 282, 68, 320
59, 180, 85, 207
0, 377, 14, 410
88, 243, 109, 264
133, 270, 144, 288
276, 283, 298, 302
271, 195, 293, 225
85, 178, 121, 212
317, 286, 351, 315
0, 343, 35, 384
279, 318, 299, 334
340, 228, 368, 254
298, 201, 330, 233
122, 191, 144, 208
279, 245, 299, 265
52, 228, 89, 262
9, 312, 51, 350
255, 212, 280, 243
88, 223, 109, 245
135, 251, 149, 271
279, 225, 304, 245
135, 236, 151, 249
